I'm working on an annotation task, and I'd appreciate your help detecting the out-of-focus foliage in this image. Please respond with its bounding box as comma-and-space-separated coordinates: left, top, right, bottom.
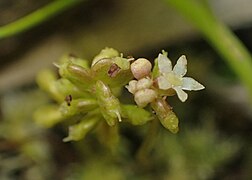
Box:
158, 124, 240, 180
1, 55, 252, 179
0, 90, 54, 179
0, 64, 246, 179
1, 0, 252, 179
63, 122, 241, 180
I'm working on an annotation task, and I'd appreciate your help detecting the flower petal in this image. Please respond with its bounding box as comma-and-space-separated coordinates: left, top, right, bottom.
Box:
182, 77, 205, 91
173, 55, 187, 77
157, 53, 172, 74
173, 86, 188, 102
157, 75, 172, 90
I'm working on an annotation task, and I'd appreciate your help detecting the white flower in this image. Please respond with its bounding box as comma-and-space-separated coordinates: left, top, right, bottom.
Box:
157, 53, 205, 102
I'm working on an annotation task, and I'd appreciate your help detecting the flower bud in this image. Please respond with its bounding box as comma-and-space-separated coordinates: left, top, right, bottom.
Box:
60, 98, 98, 117
131, 58, 152, 80
59, 61, 94, 90
91, 58, 133, 88
59, 54, 89, 69
136, 77, 153, 90
95, 80, 122, 126
54, 78, 92, 99
125, 80, 138, 94
92, 47, 119, 66
134, 89, 157, 108
33, 105, 64, 127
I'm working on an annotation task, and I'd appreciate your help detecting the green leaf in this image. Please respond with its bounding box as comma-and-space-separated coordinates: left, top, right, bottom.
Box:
121, 104, 153, 125
36, 69, 57, 89
36, 69, 65, 102
63, 112, 100, 142
113, 56, 130, 70
59, 98, 98, 117
59, 54, 89, 68
33, 105, 64, 127
59, 61, 94, 90
152, 58, 160, 79
91, 57, 133, 87
54, 78, 92, 99
91, 47, 119, 66
37, 69, 94, 103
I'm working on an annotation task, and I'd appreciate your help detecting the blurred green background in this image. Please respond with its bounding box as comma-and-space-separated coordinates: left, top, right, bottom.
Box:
1, 0, 252, 179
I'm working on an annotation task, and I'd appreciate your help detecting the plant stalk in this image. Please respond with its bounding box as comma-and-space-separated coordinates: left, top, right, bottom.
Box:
0, 0, 83, 40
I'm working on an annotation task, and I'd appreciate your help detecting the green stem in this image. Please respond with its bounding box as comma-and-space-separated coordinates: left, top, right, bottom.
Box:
0, 0, 83, 40
165, 0, 252, 101
136, 118, 159, 165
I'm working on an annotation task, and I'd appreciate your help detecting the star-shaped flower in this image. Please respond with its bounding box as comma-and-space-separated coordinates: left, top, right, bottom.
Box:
157, 52, 205, 102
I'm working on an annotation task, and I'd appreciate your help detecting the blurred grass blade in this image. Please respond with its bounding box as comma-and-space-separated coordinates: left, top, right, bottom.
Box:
0, 0, 83, 39
165, 0, 252, 102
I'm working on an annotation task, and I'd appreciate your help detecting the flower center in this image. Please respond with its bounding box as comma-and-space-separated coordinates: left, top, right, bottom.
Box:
166, 73, 182, 86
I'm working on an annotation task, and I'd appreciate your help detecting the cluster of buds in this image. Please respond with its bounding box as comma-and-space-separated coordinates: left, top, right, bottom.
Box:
34, 48, 204, 143
126, 58, 157, 108
125, 51, 205, 133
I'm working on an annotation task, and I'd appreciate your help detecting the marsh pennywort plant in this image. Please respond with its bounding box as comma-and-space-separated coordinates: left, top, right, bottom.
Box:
34, 48, 204, 142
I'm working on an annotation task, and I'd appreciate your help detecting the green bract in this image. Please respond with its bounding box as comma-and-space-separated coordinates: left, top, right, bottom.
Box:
92, 47, 119, 66
33, 104, 64, 127
95, 80, 122, 126
63, 111, 101, 142
121, 105, 153, 125
60, 98, 98, 117
34, 48, 204, 142
59, 61, 94, 90
36, 69, 64, 102
91, 57, 133, 87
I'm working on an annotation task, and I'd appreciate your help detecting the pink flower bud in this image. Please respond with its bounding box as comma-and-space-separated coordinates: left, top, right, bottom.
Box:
131, 58, 152, 80
125, 80, 138, 94
136, 77, 153, 90
134, 89, 157, 107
